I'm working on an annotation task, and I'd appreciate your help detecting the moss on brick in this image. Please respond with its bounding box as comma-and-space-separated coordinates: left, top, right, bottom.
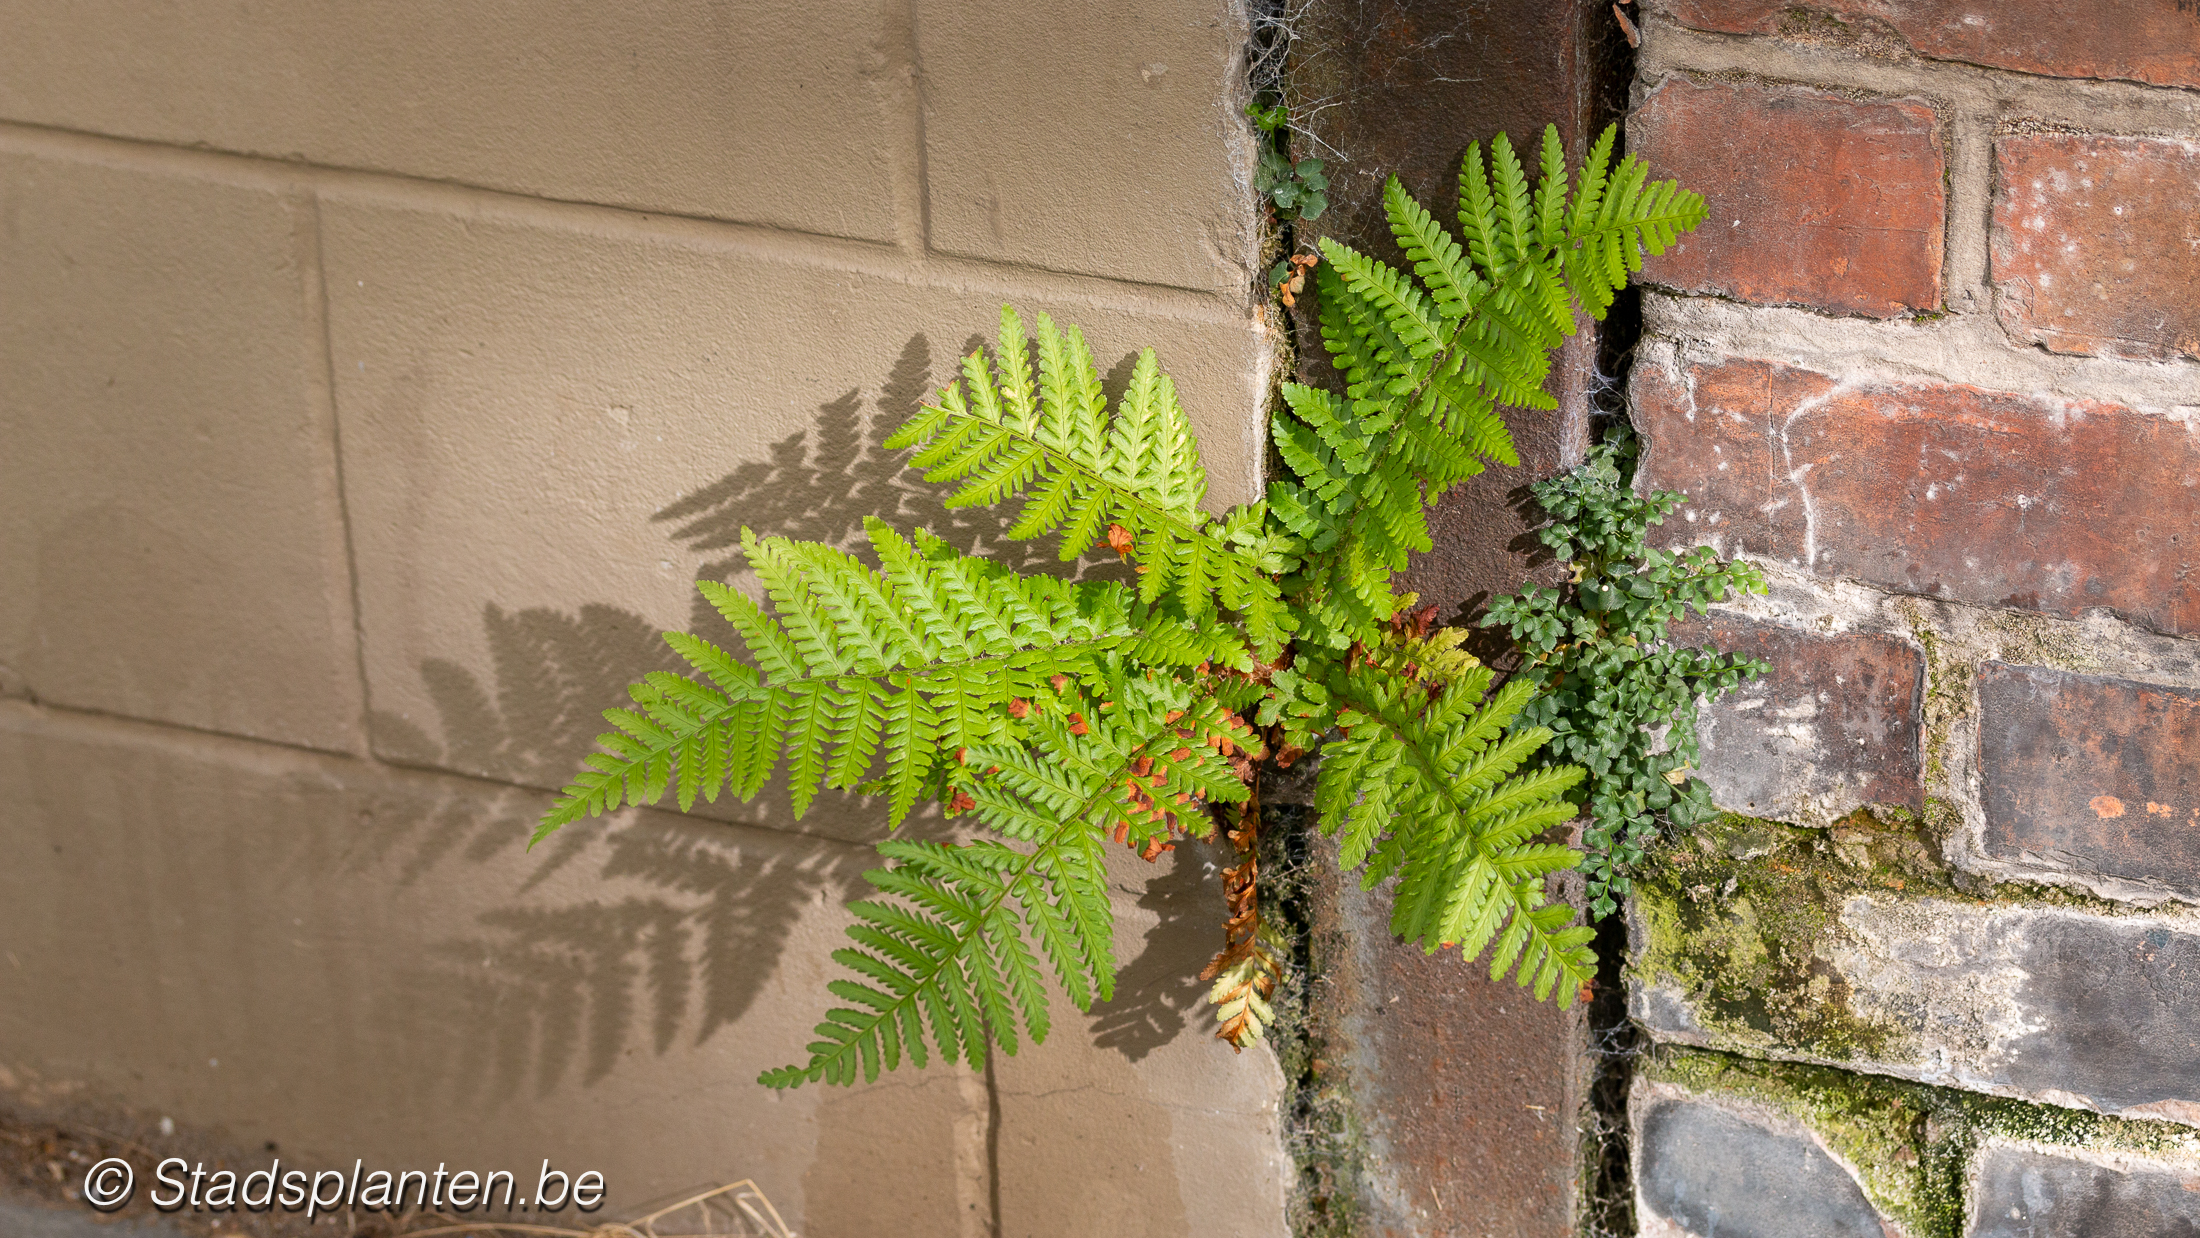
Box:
1641, 1047, 2200, 1238
1632, 813, 1932, 1062
1641, 1048, 1945, 1234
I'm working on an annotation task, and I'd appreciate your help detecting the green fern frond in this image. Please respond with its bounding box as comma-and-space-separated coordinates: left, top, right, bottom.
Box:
1283, 124, 1705, 648
891, 306, 1293, 655
761, 676, 1257, 1089
1308, 645, 1595, 1003
533, 518, 1233, 842
539, 115, 1701, 1088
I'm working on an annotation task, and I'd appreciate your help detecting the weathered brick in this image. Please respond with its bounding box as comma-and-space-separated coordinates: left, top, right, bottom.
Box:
1634, 358, 2200, 637
1634, 886, 2200, 1126
1969, 1144, 2200, 1237
1631, 78, 1944, 317
1632, 1091, 1890, 1238
1671, 615, 1924, 826
1993, 134, 2200, 362
1978, 663, 2200, 900
1298, 819, 1588, 1237
1653, 0, 2200, 91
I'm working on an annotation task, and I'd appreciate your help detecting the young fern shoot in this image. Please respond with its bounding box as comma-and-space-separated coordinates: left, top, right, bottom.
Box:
534, 123, 1707, 1089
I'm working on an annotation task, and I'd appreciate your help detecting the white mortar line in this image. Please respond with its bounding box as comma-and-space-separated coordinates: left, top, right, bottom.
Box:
1636, 22, 2200, 138
1943, 108, 1995, 308
0, 695, 885, 857
1641, 294, 2200, 413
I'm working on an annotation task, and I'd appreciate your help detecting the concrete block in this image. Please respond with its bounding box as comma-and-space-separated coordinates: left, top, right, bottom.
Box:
918, 0, 1257, 291
0, 2, 903, 242
1978, 663, 2200, 903
1993, 134, 2200, 362
0, 1201, 183, 1238
1674, 614, 1925, 826
0, 147, 362, 753
0, 699, 994, 1232
1635, 357, 2200, 637
1652, 0, 2200, 90
1968, 1143, 2200, 1237
1631, 1086, 1894, 1238
989, 842, 1289, 1238
1632, 78, 1944, 318
316, 190, 1269, 830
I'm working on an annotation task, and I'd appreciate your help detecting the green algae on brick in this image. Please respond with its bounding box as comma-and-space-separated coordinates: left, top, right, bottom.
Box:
1629, 811, 1959, 1063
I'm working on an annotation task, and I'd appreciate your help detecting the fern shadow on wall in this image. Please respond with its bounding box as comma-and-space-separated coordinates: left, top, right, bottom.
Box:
354, 332, 1204, 1103
1087, 839, 1233, 1062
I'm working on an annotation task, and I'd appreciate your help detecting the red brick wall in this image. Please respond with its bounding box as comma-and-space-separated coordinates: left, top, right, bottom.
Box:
1621, 1, 2200, 1229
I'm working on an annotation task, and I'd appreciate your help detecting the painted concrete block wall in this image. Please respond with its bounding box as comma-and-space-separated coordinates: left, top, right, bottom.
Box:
1620, 2, 2200, 1234
0, 4, 1289, 1234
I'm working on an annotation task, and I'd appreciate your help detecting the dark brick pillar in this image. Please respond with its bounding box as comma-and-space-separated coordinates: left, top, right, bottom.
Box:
1279, 3, 1632, 1234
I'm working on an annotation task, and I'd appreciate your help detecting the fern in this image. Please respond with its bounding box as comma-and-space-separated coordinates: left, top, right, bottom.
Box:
1272, 125, 1705, 648
761, 675, 1256, 1087
536, 123, 1707, 1088
537, 516, 1242, 839
889, 307, 1299, 658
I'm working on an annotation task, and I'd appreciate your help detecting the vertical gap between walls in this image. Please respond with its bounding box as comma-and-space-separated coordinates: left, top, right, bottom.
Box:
1583, 4, 1644, 1234
1248, 1, 1655, 1231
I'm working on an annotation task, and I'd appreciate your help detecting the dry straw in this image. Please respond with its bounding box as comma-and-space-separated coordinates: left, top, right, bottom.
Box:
403, 1180, 792, 1238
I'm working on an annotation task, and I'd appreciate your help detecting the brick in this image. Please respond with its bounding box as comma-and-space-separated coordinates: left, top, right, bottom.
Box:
1300, 820, 1588, 1237
0, 3, 901, 242
1978, 663, 2200, 900
1634, 884, 2200, 1125
1993, 134, 2200, 362
1969, 1144, 2200, 1237
1291, 0, 1605, 266
317, 192, 1268, 819
1671, 615, 1924, 825
1653, 0, 2200, 91
1631, 78, 1944, 317
918, 0, 1255, 291
0, 149, 362, 752
1634, 358, 2200, 636
1283, 8, 1622, 1229
1632, 1092, 1889, 1238
0, 700, 984, 1228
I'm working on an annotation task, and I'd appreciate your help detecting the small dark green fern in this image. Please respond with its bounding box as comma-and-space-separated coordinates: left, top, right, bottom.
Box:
534, 124, 1707, 1089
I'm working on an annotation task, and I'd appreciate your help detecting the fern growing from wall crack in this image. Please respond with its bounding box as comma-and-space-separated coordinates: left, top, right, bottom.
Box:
536, 124, 1709, 1088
